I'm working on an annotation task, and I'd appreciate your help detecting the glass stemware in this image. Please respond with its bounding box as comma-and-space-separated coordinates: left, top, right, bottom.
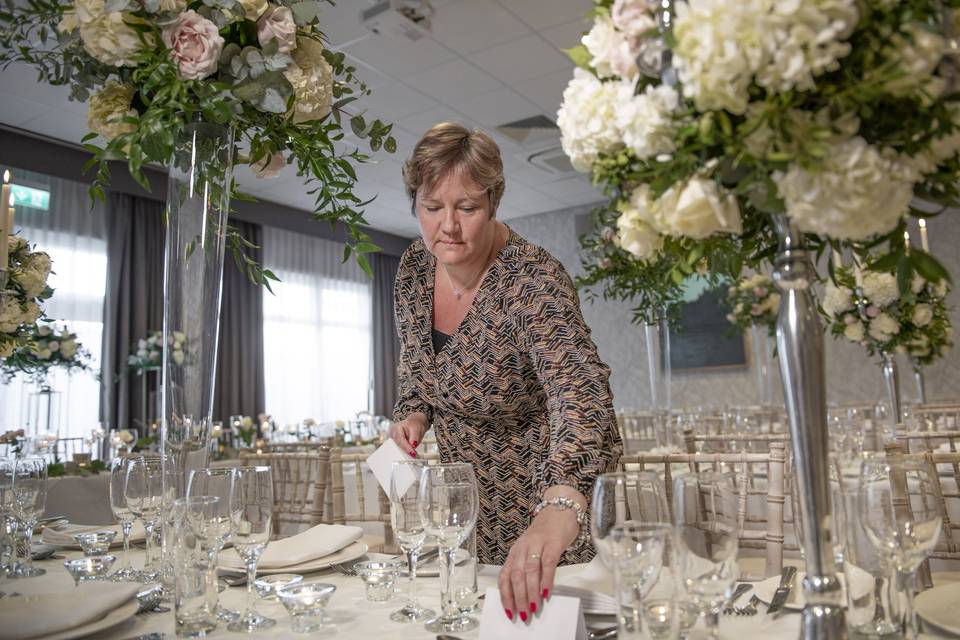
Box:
187, 466, 239, 621
228, 465, 275, 633
388, 459, 435, 623
591, 471, 669, 570
172, 496, 225, 637
418, 463, 479, 634
673, 471, 737, 640
10, 457, 48, 578
859, 455, 943, 639
109, 457, 138, 581
124, 455, 163, 581
609, 521, 679, 640
0, 457, 14, 575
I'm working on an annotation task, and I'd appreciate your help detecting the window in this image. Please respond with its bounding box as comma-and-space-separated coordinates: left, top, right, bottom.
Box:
261, 227, 372, 426
0, 169, 107, 438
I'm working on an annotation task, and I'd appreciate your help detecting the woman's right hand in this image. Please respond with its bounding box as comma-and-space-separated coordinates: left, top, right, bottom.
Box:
388, 413, 428, 457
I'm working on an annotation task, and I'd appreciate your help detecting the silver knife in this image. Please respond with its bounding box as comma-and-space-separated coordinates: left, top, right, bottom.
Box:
766, 565, 797, 614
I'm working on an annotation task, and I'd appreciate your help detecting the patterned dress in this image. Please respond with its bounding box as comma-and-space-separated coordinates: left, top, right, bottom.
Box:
393, 228, 622, 565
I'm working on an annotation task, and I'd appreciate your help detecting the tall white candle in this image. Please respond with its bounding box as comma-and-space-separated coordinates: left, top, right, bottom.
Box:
919, 218, 930, 252
0, 171, 9, 271
854, 261, 863, 289
904, 230, 911, 253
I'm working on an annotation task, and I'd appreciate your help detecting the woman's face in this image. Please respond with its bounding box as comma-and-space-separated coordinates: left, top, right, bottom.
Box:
416, 170, 496, 267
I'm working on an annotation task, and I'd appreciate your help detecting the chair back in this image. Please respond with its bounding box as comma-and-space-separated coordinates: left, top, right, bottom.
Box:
239, 448, 331, 537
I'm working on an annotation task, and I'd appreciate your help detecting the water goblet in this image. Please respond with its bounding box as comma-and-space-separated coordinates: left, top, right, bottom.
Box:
74, 530, 117, 557
108, 457, 139, 581
591, 471, 669, 570
673, 471, 738, 640
418, 463, 479, 634
227, 465, 275, 632
388, 459, 436, 622
187, 466, 239, 621
124, 455, 163, 581
10, 456, 48, 578
859, 454, 943, 639
64, 555, 117, 586
609, 521, 678, 640
277, 582, 337, 633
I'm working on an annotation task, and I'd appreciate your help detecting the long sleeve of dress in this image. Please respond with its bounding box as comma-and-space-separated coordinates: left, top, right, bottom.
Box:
511, 259, 622, 500
392, 247, 434, 425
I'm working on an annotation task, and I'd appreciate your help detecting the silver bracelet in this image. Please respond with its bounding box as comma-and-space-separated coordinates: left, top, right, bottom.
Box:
533, 496, 589, 545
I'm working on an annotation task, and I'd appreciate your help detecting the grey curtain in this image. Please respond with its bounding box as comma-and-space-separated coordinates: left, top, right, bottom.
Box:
100, 193, 165, 433
213, 221, 265, 422
371, 252, 401, 416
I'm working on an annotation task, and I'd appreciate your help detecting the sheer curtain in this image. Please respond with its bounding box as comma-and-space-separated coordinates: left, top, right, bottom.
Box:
262, 227, 372, 426
0, 168, 107, 436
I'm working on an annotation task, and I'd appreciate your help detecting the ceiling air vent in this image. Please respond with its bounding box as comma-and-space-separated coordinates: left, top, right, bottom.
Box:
496, 115, 575, 176
527, 147, 575, 175
360, 0, 433, 42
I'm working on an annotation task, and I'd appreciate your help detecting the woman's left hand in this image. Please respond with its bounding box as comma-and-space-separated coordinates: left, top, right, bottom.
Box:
497, 504, 580, 623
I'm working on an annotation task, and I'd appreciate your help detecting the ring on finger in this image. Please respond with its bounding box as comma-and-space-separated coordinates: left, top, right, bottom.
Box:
527, 553, 541, 560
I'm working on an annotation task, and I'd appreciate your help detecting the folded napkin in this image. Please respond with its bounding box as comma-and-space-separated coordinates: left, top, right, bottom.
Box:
0, 582, 141, 640
221, 523, 363, 570
553, 557, 617, 614
42, 521, 146, 547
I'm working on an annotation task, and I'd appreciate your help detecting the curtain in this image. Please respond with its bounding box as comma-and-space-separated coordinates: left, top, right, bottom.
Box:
100, 192, 165, 435
262, 227, 372, 426
0, 168, 107, 437
370, 252, 401, 417
213, 221, 265, 421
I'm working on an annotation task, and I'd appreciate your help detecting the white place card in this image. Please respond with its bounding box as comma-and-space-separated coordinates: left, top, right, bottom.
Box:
366, 438, 418, 497
478, 587, 588, 640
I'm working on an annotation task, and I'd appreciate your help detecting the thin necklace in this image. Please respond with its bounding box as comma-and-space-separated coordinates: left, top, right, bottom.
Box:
440, 233, 501, 299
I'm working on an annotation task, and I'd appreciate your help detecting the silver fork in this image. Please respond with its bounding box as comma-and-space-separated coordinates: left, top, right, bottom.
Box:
722, 583, 753, 615
735, 595, 761, 616
330, 561, 357, 577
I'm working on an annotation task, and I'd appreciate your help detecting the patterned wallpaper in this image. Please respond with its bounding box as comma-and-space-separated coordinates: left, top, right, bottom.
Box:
505, 205, 960, 412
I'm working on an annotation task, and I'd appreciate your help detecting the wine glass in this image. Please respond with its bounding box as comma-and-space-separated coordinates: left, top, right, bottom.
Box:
0, 457, 15, 575
418, 463, 478, 634
673, 471, 737, 640
108, 457, 139, 581
859, 455, 943, 639
187, 467, 239, 621
609, 521, 680, 640
228, 465, 275, 632
9, 457, 48, 578
591, 471, 669, 569
124, 455, 163, 581
388, 459, 436, 623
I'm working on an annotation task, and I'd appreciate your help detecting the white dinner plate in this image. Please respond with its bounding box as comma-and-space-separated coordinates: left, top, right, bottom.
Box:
915, 582, 960, 636
220, 540, 369, 576
43, 599, 139, 640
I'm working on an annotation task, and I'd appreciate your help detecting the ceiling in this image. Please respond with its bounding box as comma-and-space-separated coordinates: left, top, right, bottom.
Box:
0, 0, 603, 238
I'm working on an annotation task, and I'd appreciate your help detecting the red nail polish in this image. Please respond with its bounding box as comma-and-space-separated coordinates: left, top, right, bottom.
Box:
519, 611, 528, 622
530, 602, 537, 614
411, 440, 418, 447
505, 609, 513, 621
410, 451, 417, 458
543, 588, 549, 599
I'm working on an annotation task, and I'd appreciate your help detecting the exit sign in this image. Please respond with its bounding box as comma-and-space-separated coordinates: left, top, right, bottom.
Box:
11, 184, 50, 210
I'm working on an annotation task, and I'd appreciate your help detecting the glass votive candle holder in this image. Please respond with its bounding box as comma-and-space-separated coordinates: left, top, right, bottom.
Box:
73, 531, 117, 556
353, 560, 405, 602
255, 573, 303, 601
277, 582, 337, 633
64, 555, 116, 586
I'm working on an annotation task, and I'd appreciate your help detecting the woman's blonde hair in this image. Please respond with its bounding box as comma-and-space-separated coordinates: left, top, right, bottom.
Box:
402, 122, 505, 217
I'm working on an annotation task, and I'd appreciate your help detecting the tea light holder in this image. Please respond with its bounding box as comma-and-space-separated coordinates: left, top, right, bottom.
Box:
254, 573, 303, 601
277, 582, 337, 633
74, 530, 117, 556
353, 560, 405, 602
64, 555, 116, 586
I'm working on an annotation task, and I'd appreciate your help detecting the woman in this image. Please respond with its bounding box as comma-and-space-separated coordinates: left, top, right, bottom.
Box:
389, 122, 621, 623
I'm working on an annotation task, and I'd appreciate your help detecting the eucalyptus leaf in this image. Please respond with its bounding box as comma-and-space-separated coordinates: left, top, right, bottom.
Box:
290, 0, 323, 25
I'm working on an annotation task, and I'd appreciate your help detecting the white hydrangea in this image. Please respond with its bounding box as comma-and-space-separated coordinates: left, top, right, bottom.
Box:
582, 14, 640, 80
557, 68, 622, 172
654, 174, 742, 239
883, 25, 946, 96
773, 137, 915, 240
611, 0, 657, 38
861, 271, 898, 307
60, 340, 77, 359
616, 185, 664, 260
614, 83, 679, 160
912, 304, 933, 327
822, 283, 853, 318
284, 37, 334, 124
868, 313, 900, 342
844, 319, 865, 342
79, 9, 147, 67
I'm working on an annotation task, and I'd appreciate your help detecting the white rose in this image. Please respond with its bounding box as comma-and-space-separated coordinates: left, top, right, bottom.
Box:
868, 313, 900, 342
861, 272, 899, 307
79, 9, 148, 67
38, 325, 52, 337
23, 301, 41, 324
87, 81, 137, 142
843, 320, 865, 342
911, 274, 926, 294
18, 268, 47, 299
614, 82, 679, 160
36, 348, 52, 360
582, 14, 640, 80
60, 340, 77, 358
241, 416, 254, 428
172, 349, 185, 365
119, 429, 135, 443
284, 37, 334, 124
912, 304, 933, 327
616, 190, 664, 261
611, 0, 657, 37
934, 280, 949, 298
557, 68, 622, 172
822, 282, 852, 318
138, 338, 148, 350
251, 152, 285, 178
654, 176, 742, 239
238, 0, 268, 19
174, 331, 186, 342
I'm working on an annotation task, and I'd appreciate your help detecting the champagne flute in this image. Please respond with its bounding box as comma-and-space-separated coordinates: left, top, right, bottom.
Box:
109, 457, 139, 581
418, 463, 478, 634
187, 467, 239, 621
228, 465, 275, 632
125, 455, 163, 581
9, 457, 48, 578
859, 455, 942, 639
389, 459, 436, 623
673, 471, 737, 640
591, 471, 669, 569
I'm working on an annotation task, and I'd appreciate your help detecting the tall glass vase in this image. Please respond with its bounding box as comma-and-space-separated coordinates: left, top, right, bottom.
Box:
910, 359, 926, 405
770, 215, 845, 640
643, 309, 671, 414
160, 119, 233, 587
880, 352, 902, 433
750, 325, 774, 407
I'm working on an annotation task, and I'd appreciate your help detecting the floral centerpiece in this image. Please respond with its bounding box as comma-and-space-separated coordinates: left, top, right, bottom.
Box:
1, 322, 91, 384
725, 273, 779, 336
1, 0, 397, 277
126, 329, 186, 372
231, 414, 258, 447
823, 267, 953, 366
565, 0, 959, 322
1, 235, 53, 359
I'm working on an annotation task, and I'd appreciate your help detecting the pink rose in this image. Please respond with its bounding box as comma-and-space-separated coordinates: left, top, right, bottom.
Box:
750, 303, 763, 316
258, 5, 296, 53
753, 287, 768, 298
844, 314, 857, 325
162, 11, 223, 80
251, 152, 285, 178
599, 257, 613, 270
866, 305, 880, 318
611, 0, 657, 38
